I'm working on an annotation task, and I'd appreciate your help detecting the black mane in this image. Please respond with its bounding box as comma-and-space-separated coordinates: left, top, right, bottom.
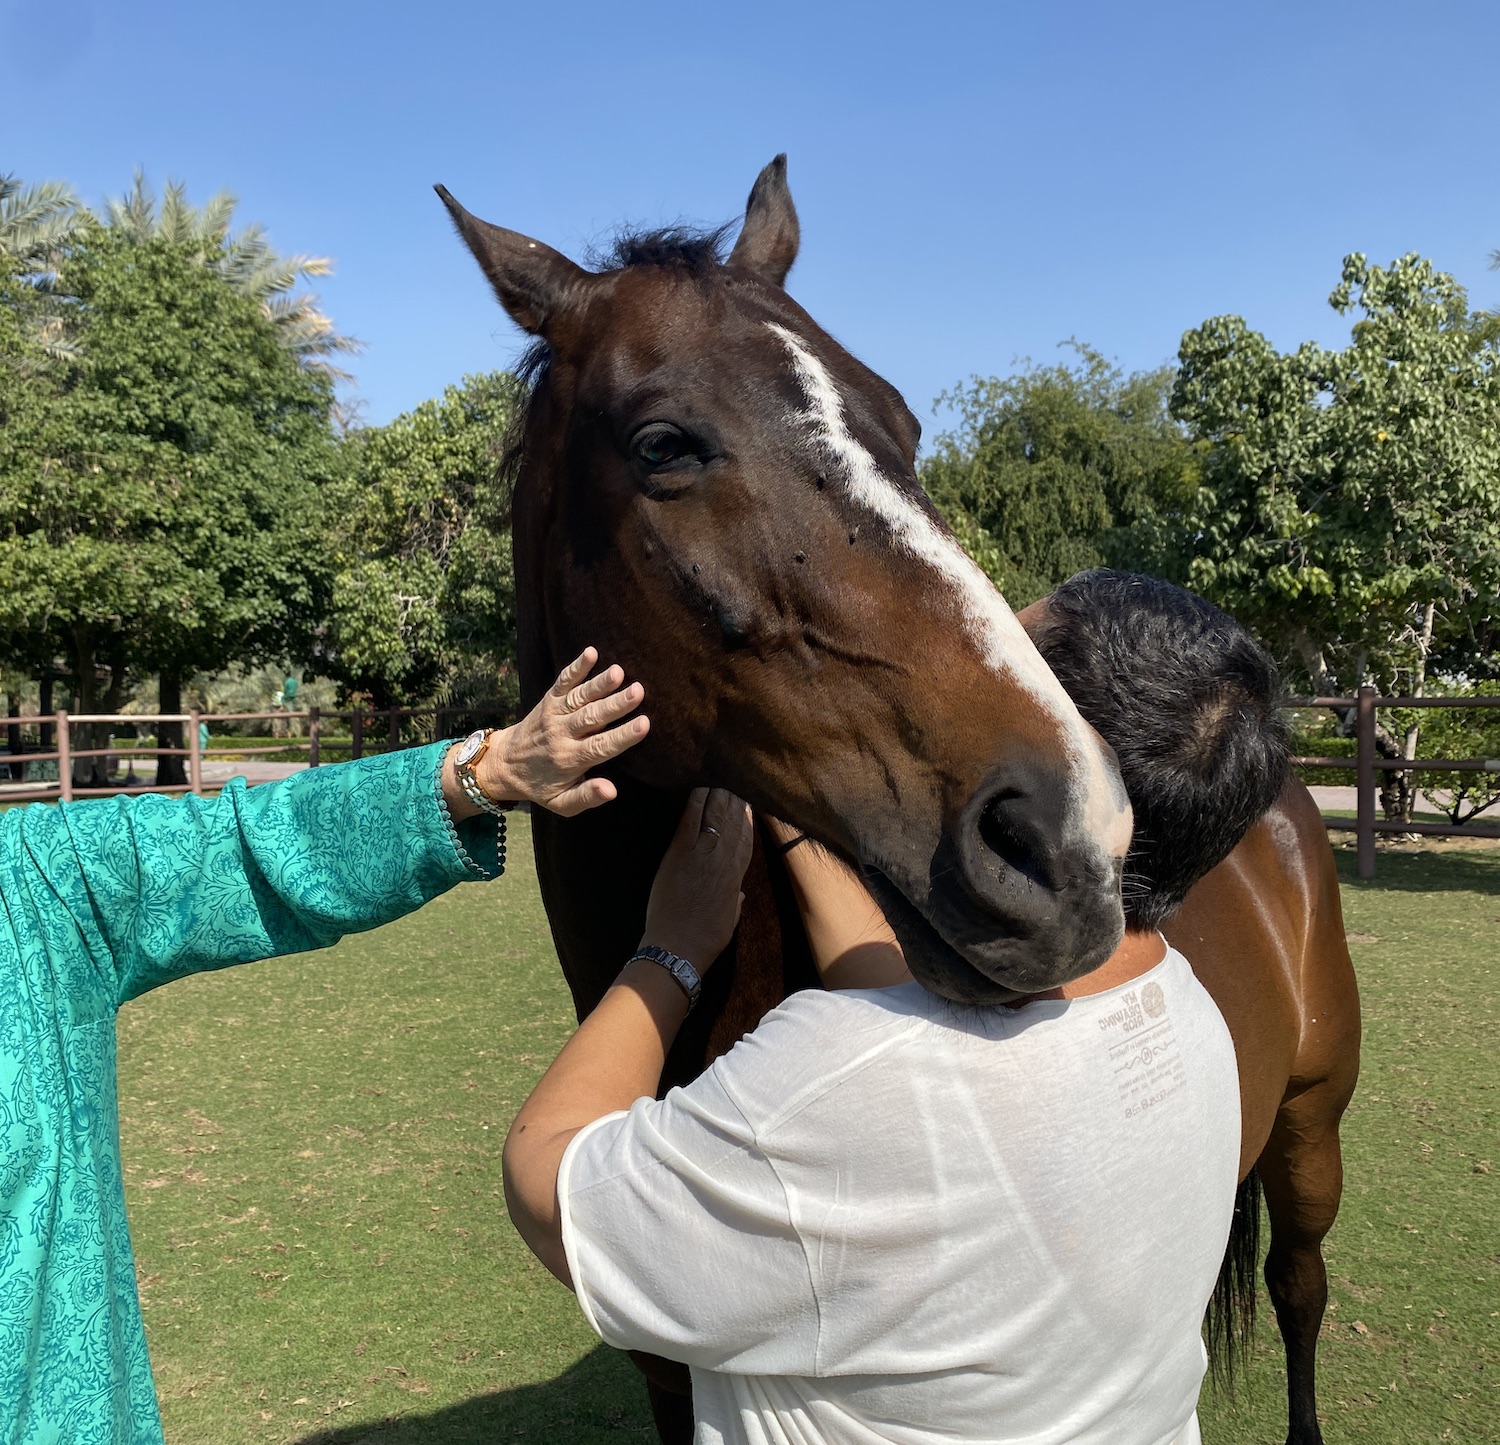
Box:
591, 223, 733, 275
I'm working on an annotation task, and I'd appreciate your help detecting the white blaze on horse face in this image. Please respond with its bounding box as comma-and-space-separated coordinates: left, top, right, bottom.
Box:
769, 322, 1131, 857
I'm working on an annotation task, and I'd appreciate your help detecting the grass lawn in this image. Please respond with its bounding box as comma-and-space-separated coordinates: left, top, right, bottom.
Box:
118, 820, 1498, 1443
1199, 842, 1498, 1444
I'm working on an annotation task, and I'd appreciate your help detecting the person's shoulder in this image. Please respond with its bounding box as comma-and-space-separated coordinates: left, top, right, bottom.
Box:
1055, 944, 1229, 1043
1156, 943, 1224, 1011
705, 985, 932, 1128
754, 981, 937, 1040
1147, 944, 1239, 1053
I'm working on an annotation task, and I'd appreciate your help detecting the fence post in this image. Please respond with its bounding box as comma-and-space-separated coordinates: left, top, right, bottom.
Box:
308, 706, 321, 767
351, 707, 363, 761
188, 709, 203, 796
388, 707, 400, 754
1356, 684, 1377, 880
56, 710, 72, 802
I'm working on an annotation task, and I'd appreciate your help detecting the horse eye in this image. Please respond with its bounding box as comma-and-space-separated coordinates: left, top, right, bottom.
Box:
631, 423, 697, 471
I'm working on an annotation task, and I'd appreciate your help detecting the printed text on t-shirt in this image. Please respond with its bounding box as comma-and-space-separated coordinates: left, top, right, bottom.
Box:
1097, 980, 1185, 1121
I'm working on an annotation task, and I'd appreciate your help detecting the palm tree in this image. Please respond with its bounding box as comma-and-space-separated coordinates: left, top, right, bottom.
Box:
0, 173, 84, 269
0, 173, 86, 358
1476, 248, 1500, 348
101, 170, 359, 372
1, 168, 357, 371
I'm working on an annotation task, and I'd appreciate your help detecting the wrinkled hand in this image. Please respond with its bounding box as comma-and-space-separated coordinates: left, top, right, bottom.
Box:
640, 789, 754, 970
483, 648, 649, 816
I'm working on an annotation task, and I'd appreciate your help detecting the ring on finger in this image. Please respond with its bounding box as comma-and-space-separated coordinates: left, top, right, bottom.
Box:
701, 826, 720, 839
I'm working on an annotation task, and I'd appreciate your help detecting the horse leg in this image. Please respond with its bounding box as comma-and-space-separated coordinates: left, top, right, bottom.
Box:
1256, 1081, 1348, 1445
644, 1379, 695, 1444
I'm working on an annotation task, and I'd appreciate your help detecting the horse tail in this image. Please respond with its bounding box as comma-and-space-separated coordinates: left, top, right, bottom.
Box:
1205, 1167, 1262, 1386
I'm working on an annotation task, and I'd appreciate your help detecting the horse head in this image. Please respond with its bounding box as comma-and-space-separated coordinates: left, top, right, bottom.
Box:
437, 157, 1132, 1001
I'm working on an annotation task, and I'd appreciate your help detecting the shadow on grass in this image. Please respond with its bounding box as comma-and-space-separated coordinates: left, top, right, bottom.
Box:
294, 1344, 655, 1443
1332, 843, 1500, 895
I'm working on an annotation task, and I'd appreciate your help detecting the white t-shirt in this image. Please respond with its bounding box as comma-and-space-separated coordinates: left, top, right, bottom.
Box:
558, 946, 1240, 1445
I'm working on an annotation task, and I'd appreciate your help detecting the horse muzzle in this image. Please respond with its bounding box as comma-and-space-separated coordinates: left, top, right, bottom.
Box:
862, 760, 1128, 1002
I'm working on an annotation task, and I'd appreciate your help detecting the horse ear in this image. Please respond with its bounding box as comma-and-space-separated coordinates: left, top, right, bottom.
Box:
727, 154, 800, 287
435, 184, 590, 336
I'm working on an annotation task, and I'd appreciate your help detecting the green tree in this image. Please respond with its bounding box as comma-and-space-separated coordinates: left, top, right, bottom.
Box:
1, 168, 354, 370
0, 174, 82, 267
0, 173, 84, 360
0, 230, 338, 782
922, 345, 1193, 607
100, 170, 357, 371
323, 373, 519, 710
1171, 253, 1500, 819
1407, 683, 1500, 827
0, 258, 61, 692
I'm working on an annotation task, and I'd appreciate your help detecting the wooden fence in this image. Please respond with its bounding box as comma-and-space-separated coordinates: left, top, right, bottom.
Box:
0, 704, 511, 807
1290, 687, 1500, 879
7, 693, 1498, 883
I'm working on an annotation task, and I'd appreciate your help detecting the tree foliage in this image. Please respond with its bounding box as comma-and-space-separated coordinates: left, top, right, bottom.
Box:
921, 345, 1193, 607
322, 373, 519, 708
0, 231, 338, 775
1406, 685, 1500, 826
99, 170, 358, 371
1170, 253, 1500, 697
0, 174, 85, 361
0, 258, 60, 683
0, 168, 354, 369
0, 173, 82, 271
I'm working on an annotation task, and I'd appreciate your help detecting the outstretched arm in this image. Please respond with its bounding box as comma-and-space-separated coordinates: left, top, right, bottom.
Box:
12, 649, 650, 1009
762, 819, 911, 990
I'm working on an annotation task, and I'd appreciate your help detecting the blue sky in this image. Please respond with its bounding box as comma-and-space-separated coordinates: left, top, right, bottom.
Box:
7, 0, 1499, 439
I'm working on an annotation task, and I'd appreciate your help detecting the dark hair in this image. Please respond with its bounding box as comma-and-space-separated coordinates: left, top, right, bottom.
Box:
1032, 570, 1289, 928
593, 223, 732, 275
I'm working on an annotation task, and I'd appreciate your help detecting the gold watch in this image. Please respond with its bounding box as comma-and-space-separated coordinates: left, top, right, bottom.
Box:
452, 729, 509, 818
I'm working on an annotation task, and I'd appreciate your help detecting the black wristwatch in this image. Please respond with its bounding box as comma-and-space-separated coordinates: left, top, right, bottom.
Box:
627, 945, 703, 1012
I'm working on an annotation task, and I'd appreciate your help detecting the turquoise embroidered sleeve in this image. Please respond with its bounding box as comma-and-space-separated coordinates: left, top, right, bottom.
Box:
0, 744, 503, 1444
30, 741, 501, 1006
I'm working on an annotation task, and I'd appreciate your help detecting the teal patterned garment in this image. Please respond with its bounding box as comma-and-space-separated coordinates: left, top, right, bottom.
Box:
0, 743, 502, 1443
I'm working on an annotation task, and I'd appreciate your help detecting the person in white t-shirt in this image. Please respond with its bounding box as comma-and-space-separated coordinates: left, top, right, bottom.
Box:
503, 571, 1289, 1445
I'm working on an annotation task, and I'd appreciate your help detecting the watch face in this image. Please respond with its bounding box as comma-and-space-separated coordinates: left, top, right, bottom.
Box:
455, 729, 488, 766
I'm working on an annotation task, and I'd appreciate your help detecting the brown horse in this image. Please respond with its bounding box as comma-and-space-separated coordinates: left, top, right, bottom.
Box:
438, 158, 1359, 1445
1163, 780, 1360, 1444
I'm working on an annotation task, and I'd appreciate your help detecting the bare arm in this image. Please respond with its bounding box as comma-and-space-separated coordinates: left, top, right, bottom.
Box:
763, 820, 912, 990
503, 789, 754, 1284
503, 959, 691, 1285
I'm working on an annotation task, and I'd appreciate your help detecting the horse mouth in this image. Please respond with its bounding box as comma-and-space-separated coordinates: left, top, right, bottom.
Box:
861, 866, 1037, 1005
860, 851, 1124, 1005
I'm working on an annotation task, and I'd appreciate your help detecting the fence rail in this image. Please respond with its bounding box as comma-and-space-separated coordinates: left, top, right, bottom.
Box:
8, 693, 1498, 881
1287, 687, 1500, 878
1, 704, 511, 807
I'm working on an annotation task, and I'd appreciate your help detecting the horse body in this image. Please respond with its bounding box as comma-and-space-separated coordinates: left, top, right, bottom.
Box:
441, 159, 1358, 1445
529, 778, 816, 1092
1167, 778, 1360, 1445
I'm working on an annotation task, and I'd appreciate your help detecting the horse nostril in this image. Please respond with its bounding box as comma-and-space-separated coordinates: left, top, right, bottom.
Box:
977, 790, 1052, 891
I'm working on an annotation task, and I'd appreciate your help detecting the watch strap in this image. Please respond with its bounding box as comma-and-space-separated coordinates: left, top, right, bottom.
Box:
452, 733, 509, 819
627, 944, 702, 1012
456, 760, 509, 819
